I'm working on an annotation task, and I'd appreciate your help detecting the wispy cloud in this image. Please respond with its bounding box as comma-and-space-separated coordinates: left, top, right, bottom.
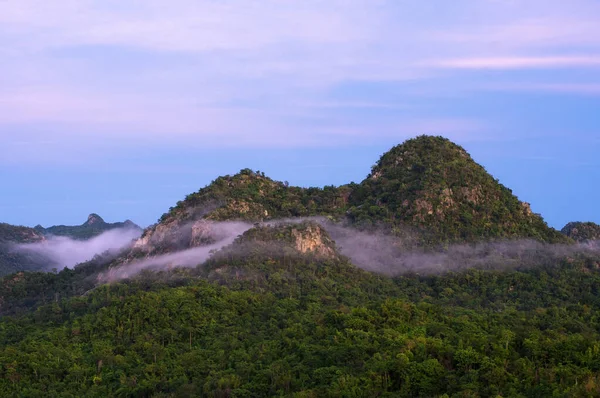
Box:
1, 0, 599, 162
483, 83, 600, 96
430, 56, 600, 70
15, 227, 141, 269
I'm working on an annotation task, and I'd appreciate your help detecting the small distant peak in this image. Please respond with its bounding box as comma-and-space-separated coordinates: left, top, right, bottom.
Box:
123, 220, 142, 230
234, 168, 271, 180
84, 213, 105, 226
561, 221, 600, 242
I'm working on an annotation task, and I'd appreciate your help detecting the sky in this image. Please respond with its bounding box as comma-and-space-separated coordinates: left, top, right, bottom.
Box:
1, 0, 599, 230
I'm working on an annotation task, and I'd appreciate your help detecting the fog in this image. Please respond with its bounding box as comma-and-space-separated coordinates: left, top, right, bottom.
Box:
14, 227, 142, 269
98, 221, 251, 282
323, 222, 600, 275
24, 216, 600, 281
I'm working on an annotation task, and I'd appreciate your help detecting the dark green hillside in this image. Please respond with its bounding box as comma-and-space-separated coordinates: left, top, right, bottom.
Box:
0, 223, 48, 276
348, 136, 567, 243
160, 168, 350, 224
2, 249, 600, 396
562, 221, 600, 242
0, 248, 131, 316
38, 213, 141, 240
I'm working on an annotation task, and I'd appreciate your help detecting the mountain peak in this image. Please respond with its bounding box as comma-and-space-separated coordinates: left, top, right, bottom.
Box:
368, 135, 470, 180
84, 213, 105, 226
348, 135, 566, 243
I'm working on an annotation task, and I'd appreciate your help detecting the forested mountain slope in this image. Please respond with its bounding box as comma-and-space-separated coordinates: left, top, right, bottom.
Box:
0, 135, 596, 397
2, 251, 600, 396
347, 136, 567, 243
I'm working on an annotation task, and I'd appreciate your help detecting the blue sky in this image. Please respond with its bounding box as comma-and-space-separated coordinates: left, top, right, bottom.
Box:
1, 0, 599, 230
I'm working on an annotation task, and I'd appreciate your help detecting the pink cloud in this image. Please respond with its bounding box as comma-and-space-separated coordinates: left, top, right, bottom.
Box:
430, 56, 600, 70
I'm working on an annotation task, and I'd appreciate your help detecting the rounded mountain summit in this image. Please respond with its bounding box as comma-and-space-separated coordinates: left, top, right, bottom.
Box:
348, 135, 566, 243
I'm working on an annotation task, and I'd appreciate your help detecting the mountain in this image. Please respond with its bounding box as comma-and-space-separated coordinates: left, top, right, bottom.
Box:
0, 223, 48, 275
136, 136, 566, 256
562, 221, 600, 242
36, 213, 141, 240
348, 135, 567, 243
1, 135, 597, 397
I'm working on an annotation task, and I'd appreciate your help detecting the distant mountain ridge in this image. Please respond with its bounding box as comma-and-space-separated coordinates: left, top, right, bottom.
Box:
35, 213, 141, 240
0, 215, 141, 276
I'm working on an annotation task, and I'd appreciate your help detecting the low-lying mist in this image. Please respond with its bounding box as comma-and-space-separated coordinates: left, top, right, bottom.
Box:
324, 223, 600, 275
93, 216, 600, 283
99, 222, 251, 282
14, 227, 142, 269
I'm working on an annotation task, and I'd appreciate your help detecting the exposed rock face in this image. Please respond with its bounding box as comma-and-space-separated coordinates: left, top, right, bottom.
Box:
132, 219, 241, 257
133, 221, 178, 252
521, 202, 533, 217
230, 221, 339, 260
190, 220, 213, 247
133, 219, 197, 254
291, 223, 337, 258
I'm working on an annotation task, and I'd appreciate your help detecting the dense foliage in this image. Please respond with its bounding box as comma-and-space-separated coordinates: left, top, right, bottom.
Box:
2, 250, 600, 396
158, 169, 350, 225
0, 250, 122, 316
347, 136, 567, 244
562, 222, 600, 242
